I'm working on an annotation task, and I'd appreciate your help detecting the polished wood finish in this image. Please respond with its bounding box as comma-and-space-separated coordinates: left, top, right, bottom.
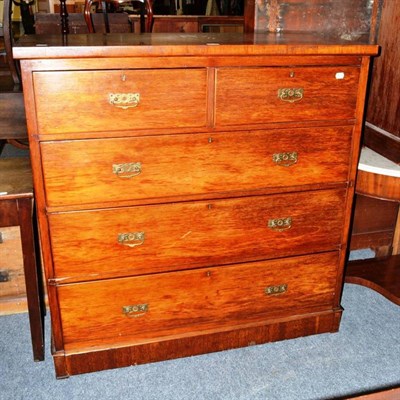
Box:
58, 252, 339, 347
346, 255, 400, 306
33, 69, 207, 134
49, 189, 345, 282
356, 169, 400, 202
347, 152, 400, 305
40, 127, 352, 207
0, 158, 45, 361
14, 33, 378, 377
57, 309, 342, 377
13, 33, 379, 58
215, 66, 360, 126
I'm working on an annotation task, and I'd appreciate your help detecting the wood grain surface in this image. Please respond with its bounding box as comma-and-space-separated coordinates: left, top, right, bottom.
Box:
40, 127, 352, 207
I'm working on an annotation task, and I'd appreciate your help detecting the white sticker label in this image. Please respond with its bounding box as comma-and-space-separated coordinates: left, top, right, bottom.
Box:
335, 72, 345, 79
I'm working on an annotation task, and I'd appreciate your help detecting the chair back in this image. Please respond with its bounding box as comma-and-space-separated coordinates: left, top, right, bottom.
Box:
84, 0, 153, 33
1, 0, 20, 85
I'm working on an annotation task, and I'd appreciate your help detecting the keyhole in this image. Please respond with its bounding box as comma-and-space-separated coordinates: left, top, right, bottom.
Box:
121, 74, 126, 82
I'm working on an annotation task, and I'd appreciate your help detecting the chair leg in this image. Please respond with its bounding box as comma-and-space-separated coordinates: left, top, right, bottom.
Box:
0, 140, 6, 155
3, 0, 20, 85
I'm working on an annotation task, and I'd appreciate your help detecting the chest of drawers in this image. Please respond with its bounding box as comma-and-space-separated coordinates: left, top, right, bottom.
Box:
14, 33, 378, 378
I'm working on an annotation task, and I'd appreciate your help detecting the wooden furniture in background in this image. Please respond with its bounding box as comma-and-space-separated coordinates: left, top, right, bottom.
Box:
1, 0, 20, 85
34, 13, 89, 34
84, 0, 154, 33
0, 158, 45, 361
363, 0, 400, 164
14, 33, 378, 377
349, 0, 400, 260
346, 147, 400, 305
0, 91, 28, 153
34, 13, 244, 34
244, 0, 381, 39
132, 14, 244, 33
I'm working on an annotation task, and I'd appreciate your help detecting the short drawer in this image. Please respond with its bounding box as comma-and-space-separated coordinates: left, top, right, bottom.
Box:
57, 252, 339, 347
33, 69, 207, 134
41, 126, 352, 207
216, 66, 360, 126
48, 189, 346, 282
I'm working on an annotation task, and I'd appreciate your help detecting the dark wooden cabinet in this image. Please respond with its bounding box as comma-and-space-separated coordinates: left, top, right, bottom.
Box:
245, 0, 381, 39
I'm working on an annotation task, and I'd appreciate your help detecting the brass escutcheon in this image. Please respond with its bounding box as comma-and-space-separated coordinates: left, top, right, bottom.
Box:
278, 88, 304, 103
122, 303, 148, 318
109, 92, 140, 109
265, 284, 288, 296
113, 162, 142, 179
268, 217, 292, 232
118, 232, 145, 248
273, 152, 298, 167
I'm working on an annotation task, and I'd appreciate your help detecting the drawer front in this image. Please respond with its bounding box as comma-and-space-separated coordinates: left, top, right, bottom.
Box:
49, 189, 346, 282
216, 66, 360, 126
57, 252, 339, 346
33, 69, 207, 134
41, 126, 352, 207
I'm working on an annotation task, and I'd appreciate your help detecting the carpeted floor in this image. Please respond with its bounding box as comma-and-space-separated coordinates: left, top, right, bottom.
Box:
1, 283, 399, 400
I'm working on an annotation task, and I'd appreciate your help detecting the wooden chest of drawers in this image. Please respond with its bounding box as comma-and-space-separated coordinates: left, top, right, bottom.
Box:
14, 33, 378, 378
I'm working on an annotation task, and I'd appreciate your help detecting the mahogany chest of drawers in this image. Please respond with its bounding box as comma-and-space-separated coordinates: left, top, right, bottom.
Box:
14, 33, 378, 378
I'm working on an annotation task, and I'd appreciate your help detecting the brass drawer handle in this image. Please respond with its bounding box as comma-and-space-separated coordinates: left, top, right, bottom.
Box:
109, 93, 140, 109
273, 152, 298, 167
118, 232, 145, 248
265, 284, 288, 296
113, 162, 142, 179
268, 217, 292, 232
122, 303, 148, 318
278, 88, 304, 103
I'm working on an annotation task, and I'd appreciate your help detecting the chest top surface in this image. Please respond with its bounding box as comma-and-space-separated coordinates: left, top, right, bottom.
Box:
13, 32, 379, 59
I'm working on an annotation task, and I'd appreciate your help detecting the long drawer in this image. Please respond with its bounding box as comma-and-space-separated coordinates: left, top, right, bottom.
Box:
48, 189, 345, 282
33, 69, 207, 134
57, 252, 339, 347
216, 66, 360, 126
41, 127, 352, 207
